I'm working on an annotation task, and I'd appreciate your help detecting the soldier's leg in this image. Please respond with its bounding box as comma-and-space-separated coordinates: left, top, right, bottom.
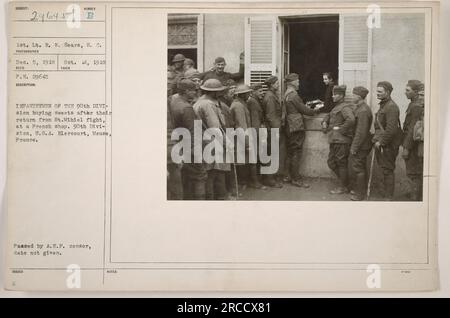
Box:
237, 164, 249, 187
327, 144, 339, 177
205, 169, 215, 200
262, 130, 279, 187
181, 165, 193, 200
331, 143, 350, 194
191, 164, 207, 200
293, 131, 309, 188
382, 146, 399, 200
406, 146, 423, 201
288, 132, 306, 187
248, 164, 265, 189
167, 163, 183, 200
350, 149, 370, 200
214, 170, 228, 200
278, 130, 289, 181
417, 156, 424, 200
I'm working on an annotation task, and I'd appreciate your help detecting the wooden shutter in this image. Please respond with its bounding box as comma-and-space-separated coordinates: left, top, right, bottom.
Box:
339, 14, 372, 97
244, 16, 277, 86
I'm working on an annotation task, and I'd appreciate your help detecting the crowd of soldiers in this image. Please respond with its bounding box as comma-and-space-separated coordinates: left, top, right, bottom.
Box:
167, 53, 425, 201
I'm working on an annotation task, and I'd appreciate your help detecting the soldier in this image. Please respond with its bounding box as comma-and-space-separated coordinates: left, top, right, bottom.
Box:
262, 76, 284, 188
402, 80, 424, 200
349, 86, 373, 201
320, 72, 336, 113
219, 79, 237, 107
230, 84, 265, 189
217, 80, 237, 197
412, 84, 425, 200
168, 53, 186, 94
170, 78, 198, 121
183, 58, 198, 78
284, 73, 320, 188
198, 56, 244, 85
170, 79, 207, 200
321, 85, 355, 194
193, 79, 231, 200
372, 81, 403, 200
248, 84, 265, 131
167, 99, 183, 200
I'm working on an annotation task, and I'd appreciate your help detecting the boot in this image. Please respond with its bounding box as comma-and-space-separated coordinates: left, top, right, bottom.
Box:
263, 174, 283, 188
384, 172, 395, 200
330, 167, 349, 194
248, 165, 266, 189
350, 173, 366, 201
292, 179, 310, 188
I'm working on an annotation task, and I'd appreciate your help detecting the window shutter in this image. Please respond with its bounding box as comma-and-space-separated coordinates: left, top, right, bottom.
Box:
339, 14, 372, 96
245, 16, 277, 86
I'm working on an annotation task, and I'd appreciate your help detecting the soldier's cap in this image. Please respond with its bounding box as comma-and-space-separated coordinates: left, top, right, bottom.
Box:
284, 73, 299, 82
184, 58, 194, 66
332, 85, 347, 96
377, 81, 393, 93
177, 78, 197, 91
234, 84, 253, 95
352, 86, 369, 99
172, 54, 186, 63
250, 83, 263, 90
264, 76, 278, 86
407, 80, 422, 92
200, 79, 227, 92
214, 57, 226, 64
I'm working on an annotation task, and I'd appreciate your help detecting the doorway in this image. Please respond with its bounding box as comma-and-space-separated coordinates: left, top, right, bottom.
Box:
282, 15, 339, 102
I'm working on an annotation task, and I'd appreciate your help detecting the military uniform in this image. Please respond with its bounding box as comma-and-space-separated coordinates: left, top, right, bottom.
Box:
247, 95, 265, 129
168, 67, 184, 95
193, 94, 230, 200
349, 100, 373, 199
198, 68, 244, 85
322, 98, 356, 191
261, 89, 286, 186
284, 86, 316, 183
167, 99, 183, 200
170, 93, 207, 200
230, 95, 262, 188
403, 96, 424, 200
373, 96, 403, 198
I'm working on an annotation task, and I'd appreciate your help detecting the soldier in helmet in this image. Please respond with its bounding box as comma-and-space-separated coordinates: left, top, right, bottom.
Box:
193, 79, 231, 200
168, 53, 186, 94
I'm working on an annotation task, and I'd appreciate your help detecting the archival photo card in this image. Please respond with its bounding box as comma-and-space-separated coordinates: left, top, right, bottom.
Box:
4, 0, 440, 291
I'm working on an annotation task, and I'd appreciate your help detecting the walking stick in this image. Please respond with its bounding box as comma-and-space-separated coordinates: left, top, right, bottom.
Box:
366, 147, 376, 200
233, 164, 239, 200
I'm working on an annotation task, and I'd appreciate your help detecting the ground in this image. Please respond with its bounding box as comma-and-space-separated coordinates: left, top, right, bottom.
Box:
236, 177, 416, 201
